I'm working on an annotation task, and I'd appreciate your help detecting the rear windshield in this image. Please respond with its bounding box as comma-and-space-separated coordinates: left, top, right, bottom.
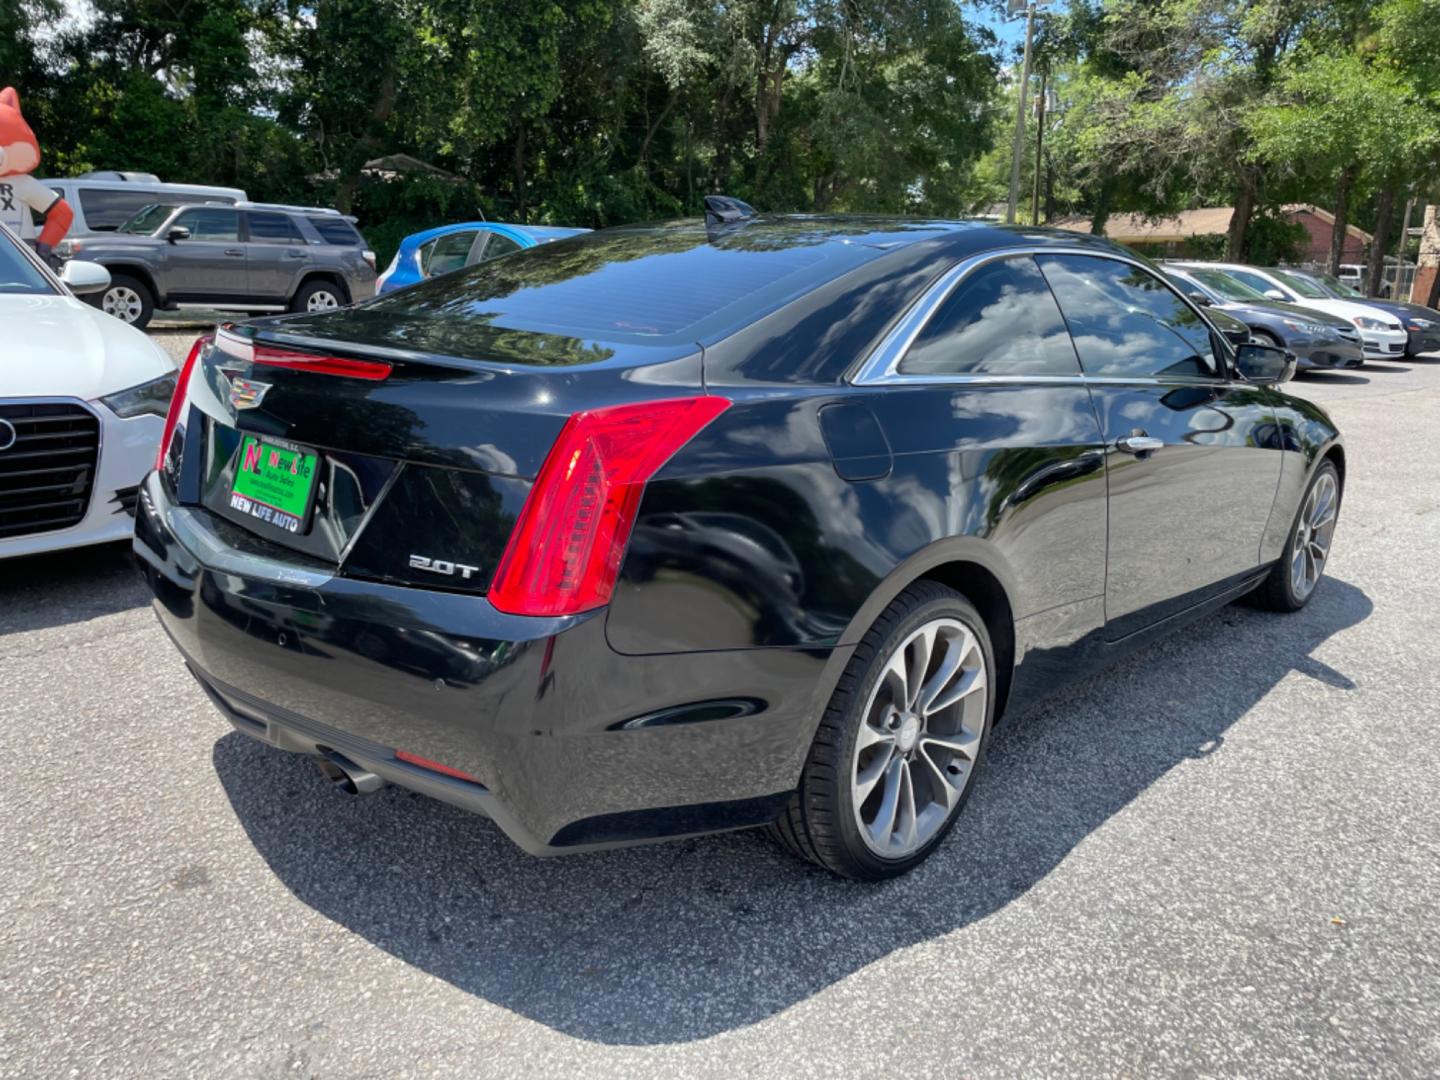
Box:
1186, 268, 1268, 303
307, 217, 363, 245
364, 224, 877, 344
1272, 269, 1328, 299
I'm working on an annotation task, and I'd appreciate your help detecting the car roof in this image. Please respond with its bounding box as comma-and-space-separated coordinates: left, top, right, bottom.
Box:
39, 178, 248, 199
357, 214, 1129, 351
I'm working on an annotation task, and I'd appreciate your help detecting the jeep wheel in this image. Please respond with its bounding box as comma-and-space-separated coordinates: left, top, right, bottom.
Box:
291, 280, 344, 313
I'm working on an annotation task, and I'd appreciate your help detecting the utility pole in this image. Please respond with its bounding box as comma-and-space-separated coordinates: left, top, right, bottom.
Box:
1006, 0, 1043, 224
1030, 67, 1048, 226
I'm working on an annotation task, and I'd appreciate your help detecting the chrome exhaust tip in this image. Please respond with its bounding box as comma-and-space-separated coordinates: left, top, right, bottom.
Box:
315, 748, 386, 795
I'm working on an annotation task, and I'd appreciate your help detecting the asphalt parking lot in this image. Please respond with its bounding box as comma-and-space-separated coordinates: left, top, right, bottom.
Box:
3, 346, 1438, 1078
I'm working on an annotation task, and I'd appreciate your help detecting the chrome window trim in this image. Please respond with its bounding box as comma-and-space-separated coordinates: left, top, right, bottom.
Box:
849, 244, 1229, 387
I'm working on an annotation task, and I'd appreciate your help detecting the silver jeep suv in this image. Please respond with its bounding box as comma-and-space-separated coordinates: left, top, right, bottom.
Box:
55, 201, 377, 329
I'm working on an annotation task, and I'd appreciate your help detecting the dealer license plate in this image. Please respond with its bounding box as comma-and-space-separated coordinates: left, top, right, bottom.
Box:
229, 435, 318, 534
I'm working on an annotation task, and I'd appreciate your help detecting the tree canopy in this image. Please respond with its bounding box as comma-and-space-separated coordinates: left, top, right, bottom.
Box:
5, 0, 1439, 287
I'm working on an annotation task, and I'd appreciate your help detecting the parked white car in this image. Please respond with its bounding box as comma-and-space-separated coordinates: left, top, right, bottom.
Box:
1172, 262, 1409, 359
0, 224, 178, 558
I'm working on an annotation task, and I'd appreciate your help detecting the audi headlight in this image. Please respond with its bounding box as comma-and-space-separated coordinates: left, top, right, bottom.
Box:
100, 372, 178, 418
1353, 316, 1395, 331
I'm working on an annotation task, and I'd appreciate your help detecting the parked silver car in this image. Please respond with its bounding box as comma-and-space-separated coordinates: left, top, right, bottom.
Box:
55, 202, 377, 329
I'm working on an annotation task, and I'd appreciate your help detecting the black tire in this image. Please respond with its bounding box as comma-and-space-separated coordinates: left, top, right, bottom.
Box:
770, 581, 996, 880
94, 273, 155, 330
289, 278, 347, 314
1249, 460, 1341, 612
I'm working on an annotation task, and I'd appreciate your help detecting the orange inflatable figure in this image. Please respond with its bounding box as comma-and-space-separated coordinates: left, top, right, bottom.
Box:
0, 86, 74, 261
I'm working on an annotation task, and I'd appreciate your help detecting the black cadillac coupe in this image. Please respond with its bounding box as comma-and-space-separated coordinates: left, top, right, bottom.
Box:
135, 205, 1344, 880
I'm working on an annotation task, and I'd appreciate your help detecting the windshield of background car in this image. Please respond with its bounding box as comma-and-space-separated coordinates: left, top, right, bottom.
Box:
1187, 268, 1268, 303
117, 204, 178, 234
362, 222, 884, 346
1273, 269, 1329, 299
0, 232, 55, 294
1320, 273, 1364, 298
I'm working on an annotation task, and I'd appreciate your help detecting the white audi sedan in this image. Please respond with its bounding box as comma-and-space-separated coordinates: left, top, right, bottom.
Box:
1, 224, 178, 558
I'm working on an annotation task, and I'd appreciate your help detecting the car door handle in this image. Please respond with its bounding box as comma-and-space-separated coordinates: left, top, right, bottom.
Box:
224, 248, 244, 257
285, 250, 307, 259
1116, 434, 1164, 454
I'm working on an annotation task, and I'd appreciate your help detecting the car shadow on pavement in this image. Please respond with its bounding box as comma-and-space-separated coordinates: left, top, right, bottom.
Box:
1298, 372, 1369, 386
0, 541, 149, 636
214, 577, 1372, 1046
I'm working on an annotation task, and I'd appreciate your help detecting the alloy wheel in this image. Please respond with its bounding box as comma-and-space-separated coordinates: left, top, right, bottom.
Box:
1291, 470, 1338, 600
306, 289, 341, 312
851, 617, 988, 859
102, 286, 143, 323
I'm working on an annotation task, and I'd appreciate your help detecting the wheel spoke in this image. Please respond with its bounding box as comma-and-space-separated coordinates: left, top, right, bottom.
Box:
918, 630, 967, 716
916, 744, 963, 810
926, 663, 986, 716
896, 762, 918, 850
904, 624, 937, 712
854, 741, 895, 804
921, 729, 981, 762
856, 719, 895, 752
880, 650, 910, 712
866, 757, 904, 847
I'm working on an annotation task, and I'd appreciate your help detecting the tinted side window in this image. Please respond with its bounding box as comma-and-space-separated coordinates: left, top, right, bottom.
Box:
308, 217, 362, 245
1037, 254, 1218, 379
77, 188, 165, 230
898, 256, 1081, 376
172, 208, 240, 242
478, 233, 522, 262
246, 212, 304, 244
425, 230, 479, 276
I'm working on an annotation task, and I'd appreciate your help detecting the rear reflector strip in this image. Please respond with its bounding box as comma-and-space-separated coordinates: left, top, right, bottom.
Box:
395, 749, 481, 784
214, 326, 392, 381
252, 345, 392, 381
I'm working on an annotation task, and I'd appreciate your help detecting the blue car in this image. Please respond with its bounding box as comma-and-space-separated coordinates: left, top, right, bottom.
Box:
376, 221, 589, 295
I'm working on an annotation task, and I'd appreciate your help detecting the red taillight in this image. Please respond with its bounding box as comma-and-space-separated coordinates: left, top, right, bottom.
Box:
488, 396, 731, 617
156, 334, 208, 471
395, 749, 480, 783
253, 344, 392, 381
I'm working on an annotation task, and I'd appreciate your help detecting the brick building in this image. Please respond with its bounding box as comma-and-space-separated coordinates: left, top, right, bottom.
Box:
1054, 205, 1372, 263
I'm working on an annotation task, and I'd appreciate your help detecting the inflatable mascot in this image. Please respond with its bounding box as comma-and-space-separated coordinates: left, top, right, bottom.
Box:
0, 86, 73, 262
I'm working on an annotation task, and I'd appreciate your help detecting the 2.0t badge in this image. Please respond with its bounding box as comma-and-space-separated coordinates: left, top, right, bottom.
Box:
409, 554, 481, 580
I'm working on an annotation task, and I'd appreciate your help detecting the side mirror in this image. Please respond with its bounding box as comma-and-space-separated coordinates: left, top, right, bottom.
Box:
59, 259, 111, 296
1264, 288, 1286, 301
1188, 290, 1212, 307
1235, 342, 1296, 386
167, 226, 191, 244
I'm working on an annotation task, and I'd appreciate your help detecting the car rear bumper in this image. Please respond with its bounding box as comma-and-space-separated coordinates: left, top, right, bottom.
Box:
133, 471, 830, 854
